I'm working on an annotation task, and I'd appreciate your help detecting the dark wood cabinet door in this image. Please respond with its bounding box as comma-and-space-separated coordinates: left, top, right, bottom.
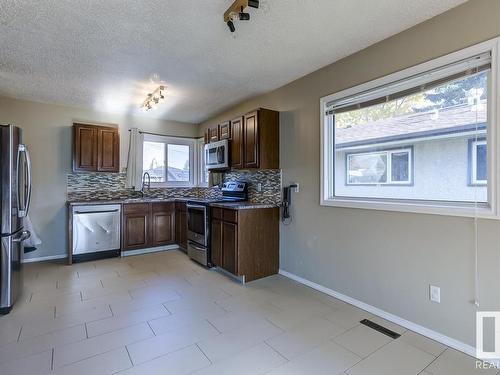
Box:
222, 221, 238, 275
209, 126, 220, 143
204, 128, 210, 144
175, 209, 181, 245
152, 203, 175, 246
244, 111, 259, 168
230, 116, 244, 169
211, 218, 223, 266
219, 121, 231, 140
97, 128, 119, 172
122, 213, 149, 250
73, 124, 98, 172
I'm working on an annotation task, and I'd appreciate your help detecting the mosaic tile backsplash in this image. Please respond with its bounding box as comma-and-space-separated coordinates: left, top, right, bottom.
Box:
67, 170, 282, 205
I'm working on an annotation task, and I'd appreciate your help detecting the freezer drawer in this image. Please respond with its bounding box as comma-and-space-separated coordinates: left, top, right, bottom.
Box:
72, 205, 121, 255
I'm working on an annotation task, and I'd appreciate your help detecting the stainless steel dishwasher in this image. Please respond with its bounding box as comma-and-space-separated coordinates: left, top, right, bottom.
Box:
72, 204, 121, 262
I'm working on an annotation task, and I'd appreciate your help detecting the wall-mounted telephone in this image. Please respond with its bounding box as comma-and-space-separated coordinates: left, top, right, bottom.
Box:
282, 184, 298, 223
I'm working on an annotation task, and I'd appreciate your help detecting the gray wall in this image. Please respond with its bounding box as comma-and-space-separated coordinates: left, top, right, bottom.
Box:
335, 136, 488, 202
199, 0, 500, 347
0, 96, 198, 260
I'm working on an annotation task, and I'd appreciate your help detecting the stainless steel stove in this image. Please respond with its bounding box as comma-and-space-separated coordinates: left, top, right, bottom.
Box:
186, 182, 247, 267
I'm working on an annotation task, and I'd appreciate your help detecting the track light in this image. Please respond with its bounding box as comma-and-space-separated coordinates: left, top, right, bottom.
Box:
248, 0, 259, 8
140, 85, 166, 112
239, 6, 250, 20
224, 0, 262, 33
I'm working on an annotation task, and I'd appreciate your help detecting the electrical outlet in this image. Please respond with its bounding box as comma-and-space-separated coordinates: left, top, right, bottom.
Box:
430, 285, 441, 303
256, 183, 262, 192
293, 183, 300, 193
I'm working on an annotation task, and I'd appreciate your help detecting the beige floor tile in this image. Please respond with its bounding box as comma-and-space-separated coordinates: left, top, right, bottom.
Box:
0, 324, 85, 364
117, 344, 210, 375
86, 303, 169, 337
333, 324, 393, 358
53, 322, 153, 368
322, 304, 371, 330
399, 331, 446, 357
0, 350, 52, 375
128, 284, 181, 305
425, 348, 499, 375
207, 311, 276, 333
148, 304, 226, 335
267, 341, 361, 375
0, 324, 22, 346
197, 318, 284, 363
346, 340, 435, 375
52, 347, 132, 375
266, 316, 345, 360
191, 343, 287, 375
127, 320, 220, 364
20, 304, 111, 339
2, 252, 479, 375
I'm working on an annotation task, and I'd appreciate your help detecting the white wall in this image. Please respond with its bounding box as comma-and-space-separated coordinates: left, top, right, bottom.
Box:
335, 137, 488, 202
199, 0, 500, 347
0, 96, 198, 260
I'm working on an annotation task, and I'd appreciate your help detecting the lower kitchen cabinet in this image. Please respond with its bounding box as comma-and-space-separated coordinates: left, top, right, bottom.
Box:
175, 202, 188, 251
152, 202, 175, 246
122, 202, 176, 251
122, 203, 150, 251
211, 207, 279, 282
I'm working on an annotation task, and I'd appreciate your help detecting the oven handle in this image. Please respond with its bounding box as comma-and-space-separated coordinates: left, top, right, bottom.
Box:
188, 241, 207, 252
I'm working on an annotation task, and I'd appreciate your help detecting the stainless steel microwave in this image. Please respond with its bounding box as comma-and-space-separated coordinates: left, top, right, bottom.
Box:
205, 139, 229, 170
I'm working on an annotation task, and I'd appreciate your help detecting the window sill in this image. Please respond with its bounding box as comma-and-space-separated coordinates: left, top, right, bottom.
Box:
321, 197, 498, 219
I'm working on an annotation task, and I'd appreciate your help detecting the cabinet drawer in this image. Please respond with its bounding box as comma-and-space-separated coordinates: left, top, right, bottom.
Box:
222, 209, 238, 223
212, 208, 222, 219
123, 203, 150, 214
152, 202, 175, 213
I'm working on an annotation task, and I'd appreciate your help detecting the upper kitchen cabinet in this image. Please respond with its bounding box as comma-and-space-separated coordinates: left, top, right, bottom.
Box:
231, 108, 279, 169
219, 121, 231, 140
73, 123, 119, 173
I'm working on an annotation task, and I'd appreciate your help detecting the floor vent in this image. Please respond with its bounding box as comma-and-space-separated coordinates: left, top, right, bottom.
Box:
360, 319, 401, 339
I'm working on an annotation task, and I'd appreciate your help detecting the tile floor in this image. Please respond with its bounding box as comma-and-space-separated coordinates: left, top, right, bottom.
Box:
0, 250, 496, 375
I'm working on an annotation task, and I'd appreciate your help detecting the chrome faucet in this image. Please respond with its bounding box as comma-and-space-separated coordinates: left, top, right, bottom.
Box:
140, 172, 151, 197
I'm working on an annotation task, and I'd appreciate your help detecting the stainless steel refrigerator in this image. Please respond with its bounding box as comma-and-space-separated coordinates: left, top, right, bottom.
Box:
0, 125, 32, 314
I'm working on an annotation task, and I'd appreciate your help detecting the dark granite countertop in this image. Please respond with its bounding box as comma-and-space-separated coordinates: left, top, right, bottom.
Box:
67, 197, 182, 206
209, 202, 280, 210
68, 198, 280, 210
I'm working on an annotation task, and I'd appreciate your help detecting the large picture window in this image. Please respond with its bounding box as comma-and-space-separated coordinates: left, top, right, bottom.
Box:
321, 40, 500, 217
143, 135, 197, 187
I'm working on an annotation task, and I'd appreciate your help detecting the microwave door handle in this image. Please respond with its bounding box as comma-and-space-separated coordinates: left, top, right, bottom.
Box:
217, 146, 224, 163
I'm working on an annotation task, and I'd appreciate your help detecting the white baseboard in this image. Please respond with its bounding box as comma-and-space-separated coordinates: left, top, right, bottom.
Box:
22, 254, 67, 263
121, 245, 180, 257
278, 269, 476, 358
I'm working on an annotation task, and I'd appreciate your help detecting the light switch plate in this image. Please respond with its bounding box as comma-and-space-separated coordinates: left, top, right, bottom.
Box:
430, 285, 441, 303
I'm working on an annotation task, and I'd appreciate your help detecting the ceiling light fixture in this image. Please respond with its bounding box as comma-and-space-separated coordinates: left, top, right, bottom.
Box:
223, 0, 259, 33
141, 85, 166, 112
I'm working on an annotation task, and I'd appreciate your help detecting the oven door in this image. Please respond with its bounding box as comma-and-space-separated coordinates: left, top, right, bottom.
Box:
187, 204, 208, 246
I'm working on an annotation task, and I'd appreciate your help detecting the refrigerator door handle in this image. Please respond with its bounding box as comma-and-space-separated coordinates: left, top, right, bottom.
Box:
17, 145, 32, 218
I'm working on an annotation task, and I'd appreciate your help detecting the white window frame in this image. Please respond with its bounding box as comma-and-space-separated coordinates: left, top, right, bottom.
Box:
320, 37, 500, 219
471, 139, 488, 186
197, 137, 208, 187
143, 134, 198, 188
346, 148, 413, 185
